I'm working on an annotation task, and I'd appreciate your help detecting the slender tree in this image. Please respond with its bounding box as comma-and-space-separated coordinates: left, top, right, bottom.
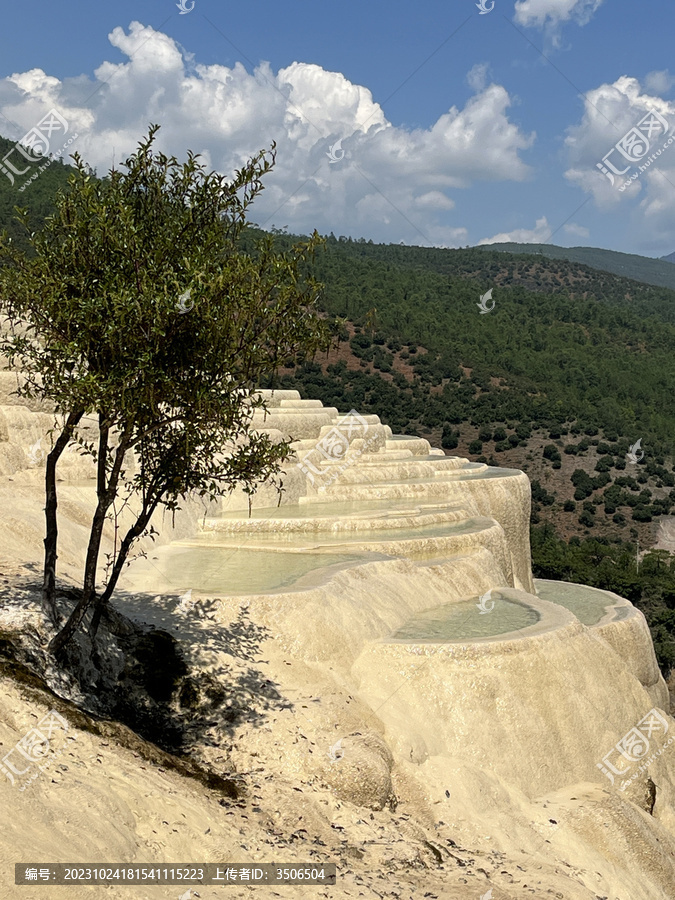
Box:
0, 125, 334, 657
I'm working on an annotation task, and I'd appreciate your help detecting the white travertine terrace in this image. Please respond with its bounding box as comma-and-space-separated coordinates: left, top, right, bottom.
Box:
2, 383, 675, 897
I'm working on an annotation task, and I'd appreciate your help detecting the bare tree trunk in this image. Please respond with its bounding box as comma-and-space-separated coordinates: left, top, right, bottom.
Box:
49, 418, 131, 657
50, 503, 109, 655
43, 409, 85, 627
89, 491, 162, 640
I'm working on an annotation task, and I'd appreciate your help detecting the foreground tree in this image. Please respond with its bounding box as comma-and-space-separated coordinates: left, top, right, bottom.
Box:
0, 125, 333, 657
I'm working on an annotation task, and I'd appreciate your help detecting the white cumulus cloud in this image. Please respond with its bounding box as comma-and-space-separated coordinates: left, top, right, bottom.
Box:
563, 75, 675, 250
0, 21, 535, 247
478, 216, 552, 244
564, 76, 675, 201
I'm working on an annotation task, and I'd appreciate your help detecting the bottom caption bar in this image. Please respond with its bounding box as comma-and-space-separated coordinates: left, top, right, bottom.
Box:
15, 864, 337, 885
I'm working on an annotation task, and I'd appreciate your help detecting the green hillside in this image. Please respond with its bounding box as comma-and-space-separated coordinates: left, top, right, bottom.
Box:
308, 237, 675, 322
3, 185, 675, 455
478, 241, 675, 292
254, 233, 675, 450
0, 133, 76, 254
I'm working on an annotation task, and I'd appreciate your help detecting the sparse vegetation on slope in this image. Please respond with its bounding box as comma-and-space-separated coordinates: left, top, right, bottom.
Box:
479, 240, 675, 293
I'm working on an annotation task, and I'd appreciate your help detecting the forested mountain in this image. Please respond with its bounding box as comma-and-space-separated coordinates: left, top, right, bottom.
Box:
255, 231, 675, 448
479, 240, 675, 292
2, 176, 674, 458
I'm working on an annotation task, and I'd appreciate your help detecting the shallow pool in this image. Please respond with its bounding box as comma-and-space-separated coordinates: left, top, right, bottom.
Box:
202, 517, 487, 547
217, 498, 459, 520
389, 594, 539, 643
122, 545, 378, 595
534, 579, 624, 626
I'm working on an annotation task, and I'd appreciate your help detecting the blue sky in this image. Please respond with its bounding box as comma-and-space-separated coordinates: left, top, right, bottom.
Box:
1, 0, 675, 256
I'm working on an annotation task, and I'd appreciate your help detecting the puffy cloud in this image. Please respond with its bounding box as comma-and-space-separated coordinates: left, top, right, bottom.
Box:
413, 191, 455, 210
0, 21, 535, 247
563, 75, 675, 250
563, 222, 590, 238
514, 0, 604, 28
564, 76, 675, 201
477, 215, 552, 244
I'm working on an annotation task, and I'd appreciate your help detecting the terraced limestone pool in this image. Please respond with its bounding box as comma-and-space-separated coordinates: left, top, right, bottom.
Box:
534, 579, 625, 626
389, 594, 539, 643
121, 544, 383, 595
201, 518, 488, 547
216, 498, 460, 520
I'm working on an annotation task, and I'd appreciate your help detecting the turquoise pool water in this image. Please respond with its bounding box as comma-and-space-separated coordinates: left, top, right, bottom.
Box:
534, 579, 623, 626
123, 545, 378, 595
390, 595, 539, 643
202, 518, 487, 546
217, 498, 460, 520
